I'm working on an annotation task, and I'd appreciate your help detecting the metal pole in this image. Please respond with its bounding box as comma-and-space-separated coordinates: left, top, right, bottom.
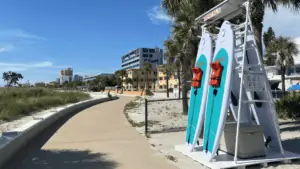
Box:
234, 1, 250, 163
145, 98, 148, 135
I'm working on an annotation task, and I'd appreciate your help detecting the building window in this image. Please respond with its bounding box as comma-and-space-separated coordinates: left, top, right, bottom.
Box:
159, 77, 163, 80
143, 48, 148, 53
149, 54, 153, 58
143, 54, 148, 58
149, 49, 155, 53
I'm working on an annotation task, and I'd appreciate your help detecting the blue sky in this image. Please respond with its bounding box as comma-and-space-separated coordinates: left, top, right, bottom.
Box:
0, 1, 299, 85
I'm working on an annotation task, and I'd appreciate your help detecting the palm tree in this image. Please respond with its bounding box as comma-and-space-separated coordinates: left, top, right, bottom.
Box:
125, 78, 133, 90
115, 69, 128, 93
132, 77, 138, 90
164, 38, 183, 98
162, 0, 300, 114
142, 62, 152, 94
163, 62, 175, 98
269, 36, 299, 93
250, 0, 300, 56
162, 0, 219, 114
2, 71, 24, 87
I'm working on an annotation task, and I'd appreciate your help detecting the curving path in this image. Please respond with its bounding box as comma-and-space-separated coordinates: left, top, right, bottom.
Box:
4, 96, 177, 169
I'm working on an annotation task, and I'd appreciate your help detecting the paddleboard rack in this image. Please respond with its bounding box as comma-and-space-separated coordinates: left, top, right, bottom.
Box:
176, 0, 300, 168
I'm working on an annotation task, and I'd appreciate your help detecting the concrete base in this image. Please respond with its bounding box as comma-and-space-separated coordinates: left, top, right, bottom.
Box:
175, 144, 300, 169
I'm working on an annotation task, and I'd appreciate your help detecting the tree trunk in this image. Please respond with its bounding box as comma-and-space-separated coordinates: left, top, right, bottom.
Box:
181, 61, 189, 115
121, 77, 123, 93
177, 67, 181, 98
281, 67, 286, 93
166, 76, 169, 98
146, 73, 149, 90
250, 0, 265, 57
253, 23, 263, 57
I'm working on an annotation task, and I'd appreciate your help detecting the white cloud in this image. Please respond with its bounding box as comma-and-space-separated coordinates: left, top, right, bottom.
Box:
292, 37, 300, 64
264, 6, 300, 38
0, 29, 45, 40
148, 6, 173, 24
0, 44, 14, 53
0, 61, 54, 72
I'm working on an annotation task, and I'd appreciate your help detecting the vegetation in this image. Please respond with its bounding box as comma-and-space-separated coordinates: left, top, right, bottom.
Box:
142, 62, 153, 95
162, 0, 300, 114
250, 0, 300, 56
276, 93, 300, 120
115, 70, 128, 93
263, 27, 277, 66
162, 0, 218, 114
0, 87, 90, 121
2, 71, 24, 87
162, 62, 175, 98
268, 36, 299, 92
35, 82, 46, 87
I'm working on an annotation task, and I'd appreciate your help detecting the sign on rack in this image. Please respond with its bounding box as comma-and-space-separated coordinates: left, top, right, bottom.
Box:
244, 74, 265, 92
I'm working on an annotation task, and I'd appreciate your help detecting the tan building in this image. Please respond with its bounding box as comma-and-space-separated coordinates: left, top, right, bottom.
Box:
60, 68, 73, 85
156, 64, 179, 90
123, 69, 157, 91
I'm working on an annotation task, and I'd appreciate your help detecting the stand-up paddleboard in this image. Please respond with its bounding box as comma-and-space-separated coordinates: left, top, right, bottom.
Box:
203, 21, 234, 161
243, 38, 283, 153
186, 31, 213, 150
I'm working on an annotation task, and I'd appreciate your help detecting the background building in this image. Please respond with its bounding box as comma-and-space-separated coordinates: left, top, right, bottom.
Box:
156, 64, 179, 90
73, 74, 83, 81
56, 78, 60, 85
121, 47, 163, 70
83, 73, 114, 82
60, 68, 73, 85
123, 69, 157, 91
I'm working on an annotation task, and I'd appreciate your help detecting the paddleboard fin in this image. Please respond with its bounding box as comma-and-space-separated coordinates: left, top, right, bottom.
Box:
231, 91, 238, 106
213, 89, 218, 96
265, 136, 272, 147
194, 89, 198, 95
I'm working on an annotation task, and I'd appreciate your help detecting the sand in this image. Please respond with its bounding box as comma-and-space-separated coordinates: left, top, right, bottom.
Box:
125, 92, 300, 169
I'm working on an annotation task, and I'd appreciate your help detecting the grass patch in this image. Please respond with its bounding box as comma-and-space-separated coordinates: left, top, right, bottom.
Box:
123, 101, 142, 127
165, 155, 178, 162
134, 96, 141, 101
0, 87, 91, 121
124, 101, 139, 111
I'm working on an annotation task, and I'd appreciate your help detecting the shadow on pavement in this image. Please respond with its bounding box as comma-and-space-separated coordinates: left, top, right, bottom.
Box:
282, 137, 300, 154
17, 149, 117, 169
279, 120, 300, 126
3, 101, 118, 169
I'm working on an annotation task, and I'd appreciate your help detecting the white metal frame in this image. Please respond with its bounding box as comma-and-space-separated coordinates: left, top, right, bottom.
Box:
234, 1, 250, 163
192, 0, 284, 165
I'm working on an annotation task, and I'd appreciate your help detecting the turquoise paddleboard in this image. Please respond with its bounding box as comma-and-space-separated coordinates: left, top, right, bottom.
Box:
186, 32, 213, 149
202, 21, 234, 160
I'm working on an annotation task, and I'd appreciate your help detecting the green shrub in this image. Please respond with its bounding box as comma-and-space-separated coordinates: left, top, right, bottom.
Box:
0, 87, 91, 121
275, 93, 300, 119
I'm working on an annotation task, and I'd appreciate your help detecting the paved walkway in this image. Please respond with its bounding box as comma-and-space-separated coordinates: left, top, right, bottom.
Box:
4, 96, 177, 169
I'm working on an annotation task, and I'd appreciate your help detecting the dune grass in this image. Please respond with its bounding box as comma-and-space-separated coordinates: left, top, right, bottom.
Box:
0, 87, 91, 121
